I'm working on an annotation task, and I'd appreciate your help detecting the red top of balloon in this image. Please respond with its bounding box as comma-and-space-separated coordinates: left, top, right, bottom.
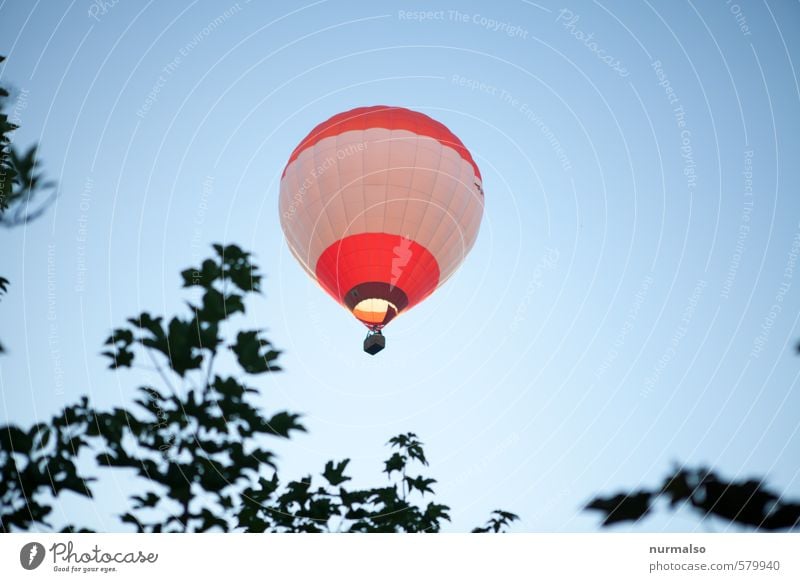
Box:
283, 105, 482, 181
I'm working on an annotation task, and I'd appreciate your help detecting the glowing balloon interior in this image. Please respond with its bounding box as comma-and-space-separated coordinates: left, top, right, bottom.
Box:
279, 106, 484, 353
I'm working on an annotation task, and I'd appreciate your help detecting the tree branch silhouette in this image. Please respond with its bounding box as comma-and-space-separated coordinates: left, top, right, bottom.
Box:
1, 244, 517, 533
586, 465, 800, 531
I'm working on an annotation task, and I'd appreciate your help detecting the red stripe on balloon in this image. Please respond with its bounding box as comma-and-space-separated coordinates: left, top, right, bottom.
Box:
315, 232, 441, 316
283, 105, 482, 181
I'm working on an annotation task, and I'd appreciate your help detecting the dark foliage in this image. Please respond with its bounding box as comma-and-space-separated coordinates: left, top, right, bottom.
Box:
0, 55, 15, 353
1, 244, 517, 533
0, 56, 57, 354
0, 57, 57, 228
0, 56, 17, 219
0, 144, 57, 227
0, 399, 95, 532
472, 510, 520, 533
586, 466, 800, 531
237, 432, 454, 532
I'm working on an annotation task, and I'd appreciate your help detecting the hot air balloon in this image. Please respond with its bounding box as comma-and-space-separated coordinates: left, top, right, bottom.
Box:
279, 106, 484, 354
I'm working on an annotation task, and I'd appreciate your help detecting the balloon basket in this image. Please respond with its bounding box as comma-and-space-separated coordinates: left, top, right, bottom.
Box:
363, 330, 386, 355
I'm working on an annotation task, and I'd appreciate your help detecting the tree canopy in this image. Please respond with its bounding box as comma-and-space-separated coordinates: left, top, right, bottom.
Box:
1, 243, 518, 533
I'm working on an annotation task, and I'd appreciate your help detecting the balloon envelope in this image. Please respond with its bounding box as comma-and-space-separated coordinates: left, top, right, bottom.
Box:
279, 106, 484, 330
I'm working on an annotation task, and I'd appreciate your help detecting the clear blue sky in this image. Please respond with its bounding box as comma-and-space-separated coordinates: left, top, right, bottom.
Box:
1, 0, 799, 532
